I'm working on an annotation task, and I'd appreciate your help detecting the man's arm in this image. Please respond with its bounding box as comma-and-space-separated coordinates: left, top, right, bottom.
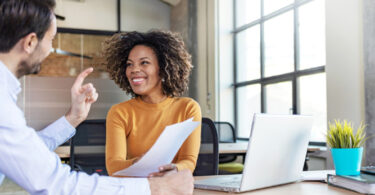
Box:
148, 170, 194, 195
36, 68, 99, 151
0, 106, 193, 194
36, 116, 75, 151
0, 120, 151, 194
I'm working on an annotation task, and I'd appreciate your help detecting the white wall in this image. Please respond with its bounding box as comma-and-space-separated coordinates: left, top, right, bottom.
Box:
325, 0, 365, 129
121, 0, 170, 32
55, 0, 117, 31
55, 0, 170, 32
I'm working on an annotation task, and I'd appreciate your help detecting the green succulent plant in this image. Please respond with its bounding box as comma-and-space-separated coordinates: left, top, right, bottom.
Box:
326, 120, 368, 148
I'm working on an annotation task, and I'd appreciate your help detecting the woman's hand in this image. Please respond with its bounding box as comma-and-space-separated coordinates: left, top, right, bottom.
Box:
148, 164, 178, 177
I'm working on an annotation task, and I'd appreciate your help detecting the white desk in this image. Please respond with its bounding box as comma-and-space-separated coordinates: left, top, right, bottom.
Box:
194, 176, 359, 195
54, 145, 105, 159
199, 142, 324, 155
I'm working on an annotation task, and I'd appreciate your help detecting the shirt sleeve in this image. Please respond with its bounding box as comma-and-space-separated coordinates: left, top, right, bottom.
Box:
175, 100, 202, 172
36, 116, 76, 151
0, 173, 4, 185
106, 107, 136, 176
0, 121, 150, 195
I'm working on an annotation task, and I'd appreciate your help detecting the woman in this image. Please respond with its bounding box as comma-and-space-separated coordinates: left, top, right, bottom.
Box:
104, 30, 201, 176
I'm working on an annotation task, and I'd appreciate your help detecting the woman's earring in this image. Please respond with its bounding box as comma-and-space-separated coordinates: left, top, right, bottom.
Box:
161, 78, 165, 82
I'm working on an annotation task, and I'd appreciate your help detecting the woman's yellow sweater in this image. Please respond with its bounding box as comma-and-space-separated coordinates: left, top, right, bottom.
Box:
105, 97, 202, 176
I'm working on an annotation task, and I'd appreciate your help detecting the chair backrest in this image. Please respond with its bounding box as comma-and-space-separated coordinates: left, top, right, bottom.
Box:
214, 121, 236, 143
214, 121, 239, 164
193, 117, 219, 176
70, 119, 107, 175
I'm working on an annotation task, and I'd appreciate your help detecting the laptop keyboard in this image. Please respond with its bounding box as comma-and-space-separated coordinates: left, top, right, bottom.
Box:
219, 175, 242, 186
220, 180, 241, 186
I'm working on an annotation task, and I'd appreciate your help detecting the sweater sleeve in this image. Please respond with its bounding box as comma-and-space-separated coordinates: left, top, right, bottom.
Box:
175, 100, 202, 172
105, 106, 137, 176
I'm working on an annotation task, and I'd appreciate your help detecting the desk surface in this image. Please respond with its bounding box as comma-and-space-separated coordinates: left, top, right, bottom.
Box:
199, 142, 325, 155
193, 176, 359, 195
56, 143, 325, 158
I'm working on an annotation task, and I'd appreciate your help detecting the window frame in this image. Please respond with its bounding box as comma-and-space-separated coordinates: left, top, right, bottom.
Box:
233, 0, 326, 146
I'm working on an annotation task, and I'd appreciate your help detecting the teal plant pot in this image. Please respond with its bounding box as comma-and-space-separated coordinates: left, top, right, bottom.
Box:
331, 147, 363, 176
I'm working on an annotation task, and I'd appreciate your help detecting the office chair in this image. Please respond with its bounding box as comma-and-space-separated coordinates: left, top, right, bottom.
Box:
193, 117, 219, 176
214, 121, 244, 174
70, 119, 108, 176
214, 121, 237, 163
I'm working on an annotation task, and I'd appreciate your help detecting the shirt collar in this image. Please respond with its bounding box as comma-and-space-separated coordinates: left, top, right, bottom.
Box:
0, 60, 21, 98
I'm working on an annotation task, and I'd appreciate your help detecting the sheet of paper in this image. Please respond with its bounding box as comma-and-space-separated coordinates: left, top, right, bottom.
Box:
301, 170, 335, 182
113, 117, 200, 177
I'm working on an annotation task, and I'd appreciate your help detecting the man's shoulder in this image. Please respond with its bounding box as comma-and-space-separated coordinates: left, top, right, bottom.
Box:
0, 93, 24, 126
0, 67, 7, 93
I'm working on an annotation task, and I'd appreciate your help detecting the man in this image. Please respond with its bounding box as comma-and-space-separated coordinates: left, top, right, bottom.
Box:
0, 0, 194, 194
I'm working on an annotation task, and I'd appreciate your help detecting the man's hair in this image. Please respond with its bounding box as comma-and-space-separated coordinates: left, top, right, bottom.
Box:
0, 0, 56, 52
103, 30, 193, 98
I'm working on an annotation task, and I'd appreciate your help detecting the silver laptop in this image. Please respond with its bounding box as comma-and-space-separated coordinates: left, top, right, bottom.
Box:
194, 113, 313, 192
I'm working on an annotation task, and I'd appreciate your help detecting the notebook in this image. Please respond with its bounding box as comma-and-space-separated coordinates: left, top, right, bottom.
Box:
194, 113, 313, 192
327, 173, 375, 194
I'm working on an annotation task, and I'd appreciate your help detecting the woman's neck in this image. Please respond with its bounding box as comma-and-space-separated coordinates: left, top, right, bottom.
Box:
141, 94, 167, 104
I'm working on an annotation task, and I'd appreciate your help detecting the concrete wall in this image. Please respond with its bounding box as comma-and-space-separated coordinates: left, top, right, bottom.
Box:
170, 0, 198, 100
195, 0, 216, 119
364, 0, 375, 165
169, 0, 216, 119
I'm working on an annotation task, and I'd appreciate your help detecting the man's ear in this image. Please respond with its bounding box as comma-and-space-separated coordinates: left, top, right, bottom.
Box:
22, 33, 39, 54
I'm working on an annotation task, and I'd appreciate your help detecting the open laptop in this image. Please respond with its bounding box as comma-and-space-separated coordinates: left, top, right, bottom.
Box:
194, 113, 313, 192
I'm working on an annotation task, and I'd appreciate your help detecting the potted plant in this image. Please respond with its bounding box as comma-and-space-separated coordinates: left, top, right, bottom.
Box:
326, 120, 368, 176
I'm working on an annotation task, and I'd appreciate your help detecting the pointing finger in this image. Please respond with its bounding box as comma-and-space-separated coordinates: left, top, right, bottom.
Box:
73, 67, 94, 90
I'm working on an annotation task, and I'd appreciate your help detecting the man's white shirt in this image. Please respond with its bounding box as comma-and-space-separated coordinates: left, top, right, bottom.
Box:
0, 61, 150, 194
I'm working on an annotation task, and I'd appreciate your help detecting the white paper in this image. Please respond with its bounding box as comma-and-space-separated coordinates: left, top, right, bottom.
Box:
301, 170, 335, 182
113, 117, 200, 177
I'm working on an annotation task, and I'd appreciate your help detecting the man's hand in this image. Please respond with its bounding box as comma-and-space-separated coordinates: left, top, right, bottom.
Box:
148, 164, 177, 177
148, 170, 194, 195
65, 68, 98, 127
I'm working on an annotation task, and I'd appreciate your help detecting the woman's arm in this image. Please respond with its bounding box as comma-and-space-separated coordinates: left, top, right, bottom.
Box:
174, 100, 202, 172
105, 107, 137, 176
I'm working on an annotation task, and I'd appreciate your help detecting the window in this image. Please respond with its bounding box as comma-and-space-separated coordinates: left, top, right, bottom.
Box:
234, 0, 326, 143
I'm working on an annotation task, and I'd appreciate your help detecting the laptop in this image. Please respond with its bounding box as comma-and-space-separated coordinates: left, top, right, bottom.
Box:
194, 113, 313, 192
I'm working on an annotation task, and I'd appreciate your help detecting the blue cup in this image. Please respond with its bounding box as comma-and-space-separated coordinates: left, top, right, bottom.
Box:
331, 147, 363, 176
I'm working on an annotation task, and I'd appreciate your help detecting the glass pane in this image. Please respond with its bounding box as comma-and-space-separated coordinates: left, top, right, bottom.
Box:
40, 33, 110, 78
299, 73, 327, 142
235, 0, 261, 28
236, 25, 261, 82
264, 11, 294, 77
299, 0, 326, 70
265, 81, 292, 114
237, 84, 261, 138
264, 0, 294, 15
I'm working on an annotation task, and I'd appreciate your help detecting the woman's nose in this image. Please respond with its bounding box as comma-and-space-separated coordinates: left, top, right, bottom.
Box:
129, 64, 140, 72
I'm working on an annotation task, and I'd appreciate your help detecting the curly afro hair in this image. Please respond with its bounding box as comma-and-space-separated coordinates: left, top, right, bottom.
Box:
103, 30, 193, 97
